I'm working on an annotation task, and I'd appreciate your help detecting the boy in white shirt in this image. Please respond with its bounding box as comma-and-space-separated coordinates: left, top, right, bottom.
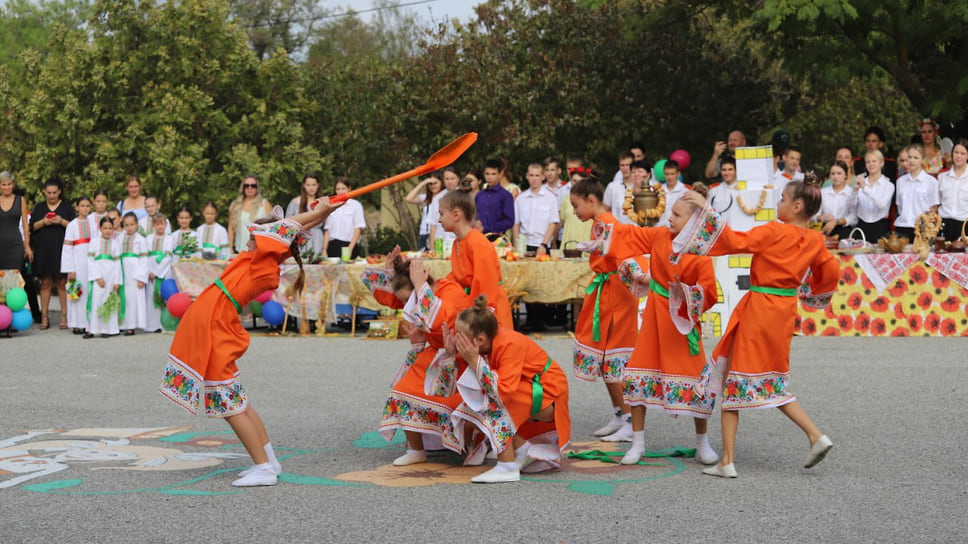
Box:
513, 163, 560, 332
657, 160, 688, 227
774, 145, 804, 197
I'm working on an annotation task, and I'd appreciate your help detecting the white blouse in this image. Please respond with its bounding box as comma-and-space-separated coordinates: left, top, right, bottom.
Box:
818, 186, 857, 226
894, 170, 940, 228
854, 174, 894, 223
324, 198, 366, 242
938, 167, 968, 221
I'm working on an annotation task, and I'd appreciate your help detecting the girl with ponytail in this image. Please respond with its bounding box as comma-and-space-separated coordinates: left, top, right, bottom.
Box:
434, 294, 571, 483
359, 246, 476, 466
159, 198, 341, 488
581, 182, 719, 466
675, 172, 840, 478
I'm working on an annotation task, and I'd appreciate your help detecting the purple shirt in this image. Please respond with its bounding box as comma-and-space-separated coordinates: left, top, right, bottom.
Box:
475, 184, 515, 234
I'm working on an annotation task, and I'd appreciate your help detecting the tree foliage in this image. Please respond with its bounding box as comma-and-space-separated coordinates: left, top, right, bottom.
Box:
0, 0, 961, 238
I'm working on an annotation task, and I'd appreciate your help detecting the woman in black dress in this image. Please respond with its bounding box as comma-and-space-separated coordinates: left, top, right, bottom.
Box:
29, 177, 75, 329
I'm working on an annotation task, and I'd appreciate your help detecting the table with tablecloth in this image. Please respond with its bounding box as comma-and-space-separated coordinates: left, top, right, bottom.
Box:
171, 258, 595, 324
792, 252, 968, 336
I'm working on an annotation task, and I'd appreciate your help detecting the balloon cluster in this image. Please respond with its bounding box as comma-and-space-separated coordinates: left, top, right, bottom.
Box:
0, 287, 32, 331
159, 279, 188, 331
653, 149, 691, 183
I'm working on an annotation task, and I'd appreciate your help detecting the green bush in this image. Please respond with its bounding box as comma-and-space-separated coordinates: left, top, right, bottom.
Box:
366, 226, 409, 256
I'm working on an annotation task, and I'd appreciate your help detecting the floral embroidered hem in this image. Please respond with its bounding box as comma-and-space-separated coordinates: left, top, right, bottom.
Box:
380, 391, 453, 442
623, 368, 715, 418
159, 354, 203, 415
573, 341, 630, 383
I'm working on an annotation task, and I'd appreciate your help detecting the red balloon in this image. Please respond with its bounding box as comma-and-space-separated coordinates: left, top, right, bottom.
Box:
166, 292, 193, 319
670, 149, 691, 170
255, 290, 274, 303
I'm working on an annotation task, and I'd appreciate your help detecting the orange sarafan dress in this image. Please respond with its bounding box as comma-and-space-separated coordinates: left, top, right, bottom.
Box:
447, 229, 513, 328
429, 329, 571, 472
572, 211, 643, 384
587, 220, 718, 417
159, 219, 308, 417
672, 208, 840, 410
362, 267, 470, 445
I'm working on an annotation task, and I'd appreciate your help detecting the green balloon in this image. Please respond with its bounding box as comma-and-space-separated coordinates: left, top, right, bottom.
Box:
5, 287, 28, 312
249, 301, 263, 317
653, 159, 667, 183
160, 308, 180, 331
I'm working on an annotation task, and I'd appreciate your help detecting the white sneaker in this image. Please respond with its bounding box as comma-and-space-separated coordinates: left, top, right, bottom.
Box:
592, 416, 623, 437
231, 468, 278, 487
601, 422, 634, 442
471, 466, 520, 483
238, 461, 282, 477
702, 463, 738, 478
392, 449, 427, 466
804, 435, 833, 468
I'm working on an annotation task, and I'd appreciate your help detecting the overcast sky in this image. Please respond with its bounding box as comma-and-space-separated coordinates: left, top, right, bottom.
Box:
328, 0, 479, 24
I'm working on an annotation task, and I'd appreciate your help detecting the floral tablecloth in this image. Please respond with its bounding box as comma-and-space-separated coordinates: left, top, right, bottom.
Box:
344, 259, 595, 311
794, 254, 968, 336
172, 258, 595, 323
171, 260, 342, 322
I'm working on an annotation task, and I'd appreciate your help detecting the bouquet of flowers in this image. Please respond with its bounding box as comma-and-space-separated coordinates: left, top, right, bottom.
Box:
66, 279, 83, 301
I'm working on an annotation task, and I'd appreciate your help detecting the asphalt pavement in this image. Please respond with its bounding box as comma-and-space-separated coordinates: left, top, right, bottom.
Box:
1, 323, 966, 543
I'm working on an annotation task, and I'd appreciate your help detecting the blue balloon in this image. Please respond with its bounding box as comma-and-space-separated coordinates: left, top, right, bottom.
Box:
11, 308, 32, 331
261, 300, 285, 326
160, 278, 179, 302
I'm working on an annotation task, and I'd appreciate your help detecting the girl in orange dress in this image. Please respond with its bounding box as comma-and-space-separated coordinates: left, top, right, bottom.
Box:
675, 175, 840, 478
436, 190, 514, 328
585, 185, 720, 465
158, 199, 340, 487
361, 247, 473, 466
431, 295, 571, 484
568, 174, 639, 441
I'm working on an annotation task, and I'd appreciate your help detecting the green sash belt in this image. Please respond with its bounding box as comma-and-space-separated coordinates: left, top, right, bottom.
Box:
173, 245, 191, 258
530, 357, 553, 417
584, 271, 616, 342
149, 249, 167, 264
153, 277, 164, 308
214, 278, 242, 313
567, 447, 697, 466
649, 279, 700, 356
463, 280, 503, 296
750, 285, 797, 297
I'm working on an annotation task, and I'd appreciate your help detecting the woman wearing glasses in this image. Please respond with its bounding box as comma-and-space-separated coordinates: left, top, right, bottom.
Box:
228, 176, 274, 254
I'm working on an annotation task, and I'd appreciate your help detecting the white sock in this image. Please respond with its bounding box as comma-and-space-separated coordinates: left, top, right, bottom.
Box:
514, 441, 531, 460
612, 406, 622, 418
620, 431, 646, 464
695, 432, 719, 465
264, 442, 281, 473
495, 461, 518, 473
623, 412, 632, 423
250, 462, 274, 473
